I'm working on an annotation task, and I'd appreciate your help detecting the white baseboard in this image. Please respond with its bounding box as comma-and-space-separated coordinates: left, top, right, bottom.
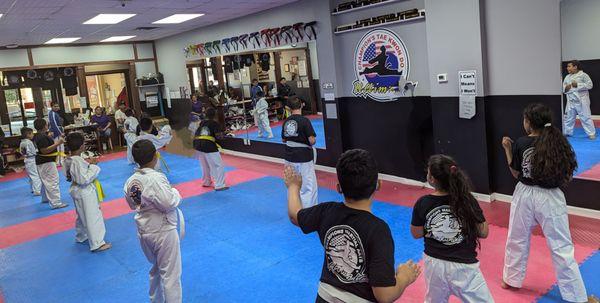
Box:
223, 149, 599, 219
591, 115, 600, 120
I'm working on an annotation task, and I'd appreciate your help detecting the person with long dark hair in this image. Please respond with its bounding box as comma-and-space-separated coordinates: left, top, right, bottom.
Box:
411, 155, 492, 302
501, 103, 593, 303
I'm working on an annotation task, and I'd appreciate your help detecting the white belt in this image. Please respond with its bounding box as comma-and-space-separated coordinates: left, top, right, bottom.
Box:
285, 141, 317, 163
317, 282, 374, 303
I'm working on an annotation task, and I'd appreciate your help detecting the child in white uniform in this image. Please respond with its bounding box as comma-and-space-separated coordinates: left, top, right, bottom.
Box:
20, 127, 41, 196
124, 139, 183, 303
255, 91, 273, 138
502, 103, 593, 303
411, 155, 493, 303
137, 118, 173, 172
123, 109, 139, 165
64, 132, 111, 252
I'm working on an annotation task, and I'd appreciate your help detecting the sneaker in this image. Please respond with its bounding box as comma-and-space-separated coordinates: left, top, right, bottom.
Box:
51, 202, 68, 210
215, 187, 230, 191
41, 200, 49, 203
92, 242, 112, 252
590, 135, 597, 140
33, 192, 41, 196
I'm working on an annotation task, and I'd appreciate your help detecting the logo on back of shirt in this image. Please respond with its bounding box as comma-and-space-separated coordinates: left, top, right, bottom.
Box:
425, 205, 464, 245
127, 180, 144, 208
324, 225, 368, 284
200, 126, 211, 136
522, 147, 534, 179
283, 120, 298, 137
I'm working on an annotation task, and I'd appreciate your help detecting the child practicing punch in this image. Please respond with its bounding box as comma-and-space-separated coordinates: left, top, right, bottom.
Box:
285, 149, 421, 303
137, 117, 173, 172
282, 96, 318, 208
411, 155, 493, 303
20, 127, 41, 196
254, 91, 273, 138
64, 132, 111, 252
193, 108, 228, 191
502, 103, 597, 303
33, 118, 68, 210
123, 109, 139, 165
124, 139, 183, 303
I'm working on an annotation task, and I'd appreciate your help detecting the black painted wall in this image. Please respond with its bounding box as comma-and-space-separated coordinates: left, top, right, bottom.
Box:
338, 96, 433, 182
562, 59, 600, 115
430, 97, 490, 193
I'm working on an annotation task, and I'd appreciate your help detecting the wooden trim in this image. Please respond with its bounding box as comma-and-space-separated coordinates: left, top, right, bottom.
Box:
128, 62, 142, 115
214, 57, 225, 89
85, 69, 130, 77
304, 48, 318, 114
0, 88, 9, 129
133, 43, 139, 60
76, 65, 89, 107
0, 59, 155, 72
27, 48, 34, 66
199, 60, 207, 94
31, 87, 44, 118
152, 41, 159, 73
273, 52, 282, 83
0, 40, 154, 50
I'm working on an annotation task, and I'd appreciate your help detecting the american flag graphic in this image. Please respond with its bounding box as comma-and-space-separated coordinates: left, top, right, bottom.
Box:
361, 41, 394, 68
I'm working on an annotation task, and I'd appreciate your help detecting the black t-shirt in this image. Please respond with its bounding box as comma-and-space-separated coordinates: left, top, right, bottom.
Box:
510, 135, 558, 188
411, 195, 485, 264
282, 115, 315, 163
298, 202, 396, 302
33, 133, 56, 165
194, 120, 220, 153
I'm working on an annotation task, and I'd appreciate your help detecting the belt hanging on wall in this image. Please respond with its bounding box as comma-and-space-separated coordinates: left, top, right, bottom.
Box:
197, 43, 205, 56
204, 42, 213, 55
238, 34, 248, 49
230, 36, 239, 52
249, 32, 260, 48
293, 22, 305, 42
212, 40, 221, 53
221, 38, 231, 52
280, 25, 294, 44
260, 29, 271, 47
304, 21, 317, 39
269, 28, 281, 46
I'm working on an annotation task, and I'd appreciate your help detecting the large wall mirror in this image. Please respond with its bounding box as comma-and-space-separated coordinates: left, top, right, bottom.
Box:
561, 0, 600, 182
185, 41, 326, 151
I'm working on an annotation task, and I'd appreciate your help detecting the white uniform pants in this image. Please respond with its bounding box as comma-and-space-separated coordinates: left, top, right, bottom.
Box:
37, 162, 62, 207
285, 160, 318, 208
424, 254, 494, 303
24, 158, 41, 194
72, 187, 106, 251
54, 139, 65, 166
503, 182, 587, 302
125, 133, 137, 164
564, 99, 596, 137
257, 113, 273, 137
198, 152, 226, 189
139, 229, 182, 303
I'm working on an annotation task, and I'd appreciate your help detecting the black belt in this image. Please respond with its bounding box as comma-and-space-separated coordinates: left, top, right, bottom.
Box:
230, 36, 239, 52
238, 34, 248, 49
221, 38, 230, 52
250, 32, 260, 48
304, 21, 317, 39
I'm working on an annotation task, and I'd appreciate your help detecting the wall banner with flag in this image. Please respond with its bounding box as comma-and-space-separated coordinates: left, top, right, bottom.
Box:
352, 28, 410, 102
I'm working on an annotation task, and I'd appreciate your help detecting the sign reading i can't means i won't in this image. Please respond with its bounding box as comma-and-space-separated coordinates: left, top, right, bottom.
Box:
459, 70, 476, 119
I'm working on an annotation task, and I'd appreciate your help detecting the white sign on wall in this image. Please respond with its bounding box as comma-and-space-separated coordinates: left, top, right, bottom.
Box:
458, 70, 476, 119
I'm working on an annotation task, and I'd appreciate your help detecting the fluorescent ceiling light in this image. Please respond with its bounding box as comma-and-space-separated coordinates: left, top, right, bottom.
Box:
101, 35, 136, 42
0, 14, 3, 19
84, 14, 136, 24
152, 14, 204, 24
45, 37, 81, 44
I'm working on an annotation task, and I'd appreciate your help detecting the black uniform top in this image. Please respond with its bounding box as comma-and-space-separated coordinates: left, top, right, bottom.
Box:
194, 120, 221, 153
510, 135, 560, 188
281, 115, 315, 163
33, 133, 56, 165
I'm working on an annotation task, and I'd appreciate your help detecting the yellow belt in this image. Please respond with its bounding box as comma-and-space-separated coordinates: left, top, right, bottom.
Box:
195, 135, 223, 151
40, 151, 67, 157
93, 179, 105, 203
156, 152, 170, 173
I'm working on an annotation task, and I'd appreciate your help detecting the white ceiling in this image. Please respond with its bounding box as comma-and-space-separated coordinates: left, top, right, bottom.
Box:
0, 0, 299, 47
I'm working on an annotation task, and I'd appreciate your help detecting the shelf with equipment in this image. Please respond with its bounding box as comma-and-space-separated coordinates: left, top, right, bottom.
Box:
331, 0, 403, 16
334, 9, 425, 35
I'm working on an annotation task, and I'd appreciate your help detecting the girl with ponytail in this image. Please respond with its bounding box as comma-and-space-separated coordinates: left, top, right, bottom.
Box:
410, 155, 493, 302
501, 103, 593, 303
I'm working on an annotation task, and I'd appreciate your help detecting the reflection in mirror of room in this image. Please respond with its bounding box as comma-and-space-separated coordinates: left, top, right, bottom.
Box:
561, 0, 600, 181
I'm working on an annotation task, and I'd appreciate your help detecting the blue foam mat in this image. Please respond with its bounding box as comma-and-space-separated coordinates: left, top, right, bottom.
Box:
0, 152, 234, 228
537, 250, 600, 302
568, 127, 600, 175
0, 176, 422, 303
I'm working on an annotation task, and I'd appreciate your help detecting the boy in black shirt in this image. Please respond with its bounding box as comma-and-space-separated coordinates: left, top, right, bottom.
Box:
282, 97, 317, 207
33, 118, 68, 210
193, 108, 228, 191
285, 149, 421, 303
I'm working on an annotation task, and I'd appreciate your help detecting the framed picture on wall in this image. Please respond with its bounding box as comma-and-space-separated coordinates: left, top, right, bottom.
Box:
284, 64, 290, 72
291, 56, 298, 64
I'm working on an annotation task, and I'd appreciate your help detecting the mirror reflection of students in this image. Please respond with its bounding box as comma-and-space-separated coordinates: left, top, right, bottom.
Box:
563, 60, 596, 140
278, 77, 295, 118
250, 79, 263, 128
48, 101, 65, 165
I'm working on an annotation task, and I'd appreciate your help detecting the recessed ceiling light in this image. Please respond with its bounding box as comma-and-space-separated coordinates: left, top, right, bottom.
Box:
0, 14, 3, 19
83, 14, 136, 25
45, 37, 81, 44
101, 35, 136, 42
152, 14, 204, 24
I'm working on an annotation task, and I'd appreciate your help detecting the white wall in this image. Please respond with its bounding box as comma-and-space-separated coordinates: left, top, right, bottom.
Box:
484, 0, 562, 95
561, 0, 600, 60
32, 45, 134, 65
